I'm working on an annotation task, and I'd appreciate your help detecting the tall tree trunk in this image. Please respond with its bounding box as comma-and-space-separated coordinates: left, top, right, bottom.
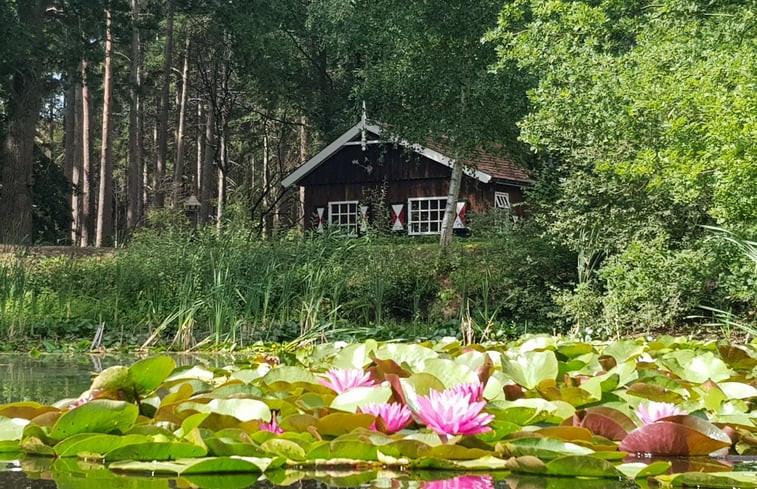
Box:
127, 0, 143, 232
80, 60, 93, 247
262, 123, 272, 238
216, 131, 226, 233
0, 1, 45, 244
70, 83, 83, 244
195, 102, 204, 196
173, 36, 190, 204
154, 0, 174, 208
96, 6, 114, 247
439, 159, 463, 250
199, 104, 215, 225
63, 85, 77, 241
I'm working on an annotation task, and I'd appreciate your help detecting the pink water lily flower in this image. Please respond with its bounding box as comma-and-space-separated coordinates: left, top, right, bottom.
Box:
318, 368, 376, 393
448, 382, 485, 401
259, 416, 284, 434
635, 401, 685, 425
416, 383, 494, 437
360, 402, 413, 434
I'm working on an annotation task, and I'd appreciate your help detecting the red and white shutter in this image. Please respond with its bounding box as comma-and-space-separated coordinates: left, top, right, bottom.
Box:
391, 203, 405, 231
315, 207, 326, 232
453, 201, 467, 229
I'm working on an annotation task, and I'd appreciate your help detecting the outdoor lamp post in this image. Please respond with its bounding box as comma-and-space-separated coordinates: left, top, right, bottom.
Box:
183, 195, 201, 230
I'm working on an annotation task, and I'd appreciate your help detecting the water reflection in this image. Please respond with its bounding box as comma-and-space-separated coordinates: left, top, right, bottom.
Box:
0, 467, 648, 489
423, 474, 494, 489
0, 353, 238, 404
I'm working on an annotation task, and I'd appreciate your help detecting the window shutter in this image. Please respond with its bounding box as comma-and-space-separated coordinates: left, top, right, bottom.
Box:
390, 203, 405, 231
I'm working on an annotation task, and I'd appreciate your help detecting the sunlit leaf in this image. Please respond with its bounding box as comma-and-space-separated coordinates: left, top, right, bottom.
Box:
501, 350, 558, 390
619, 416, 731, 456
128, 356, 177, 395
106, 441, 207, 461
49, 400, 139, 442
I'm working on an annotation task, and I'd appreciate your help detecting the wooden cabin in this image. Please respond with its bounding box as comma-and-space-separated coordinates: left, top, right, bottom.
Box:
281, 118, 530, 236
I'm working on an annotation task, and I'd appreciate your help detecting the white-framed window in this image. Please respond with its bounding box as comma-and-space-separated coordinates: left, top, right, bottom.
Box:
494, 191, 511, 210
328, 200, 359, 235
407, 197, 447, 235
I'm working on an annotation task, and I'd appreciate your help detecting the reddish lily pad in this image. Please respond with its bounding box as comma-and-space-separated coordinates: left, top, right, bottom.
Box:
619, 415, 731, 456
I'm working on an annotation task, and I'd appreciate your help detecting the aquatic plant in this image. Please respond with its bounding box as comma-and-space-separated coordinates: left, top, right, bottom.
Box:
259, 416, 284, 434
415, 383, 493, 437
635, 401, 685, 425
359, 402, 413, 434
318, 367, 376, 393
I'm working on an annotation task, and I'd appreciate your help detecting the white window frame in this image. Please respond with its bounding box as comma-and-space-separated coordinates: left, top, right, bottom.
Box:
407, 196, 447, 236
328, 200, 359, 236
494, 191, 511, 210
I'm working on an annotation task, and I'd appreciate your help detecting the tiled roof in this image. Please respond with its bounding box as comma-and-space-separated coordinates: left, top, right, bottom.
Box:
424, 140, 531, 184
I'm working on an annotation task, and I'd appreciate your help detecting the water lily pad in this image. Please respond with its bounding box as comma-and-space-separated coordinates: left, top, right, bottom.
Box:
661, 350, 733, 384
0, 402, 55, 420
176, 398, 271, 423
566, 406, 635, 441
128, 356, 176, 395
0, 416, 29, 441
54, 433, 146, 457
332, 341, 377, 369
260, 438, 308, 461
619, 415, 731, 456
48, 400, 139, 442
500, 437, 595, 459
307, 439, 378, 461
501, 350, 558, 390
615, 461, 672, 479
106, 441, 207, 461
262, 366, 318, 386
315, 412, 375, 436
657, 471, 757, 488
544, 455, 622, 477
420, 358, 479, 388
330, 385, 392, 413
374, 344, 438, 370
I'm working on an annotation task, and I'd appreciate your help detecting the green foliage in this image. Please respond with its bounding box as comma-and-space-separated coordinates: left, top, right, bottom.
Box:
488, 0, 757, 334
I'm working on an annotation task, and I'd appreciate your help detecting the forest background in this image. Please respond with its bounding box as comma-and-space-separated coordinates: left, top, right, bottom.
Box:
0, 0, 755, 349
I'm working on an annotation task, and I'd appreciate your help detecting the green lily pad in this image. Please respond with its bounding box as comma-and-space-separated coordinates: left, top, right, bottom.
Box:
661, 350, 733, 384
330, 385, 392, 413
49, 400, 139, 442
332, 341, 378, 369
501, 350, 558, 390
177, 398, 271, 423
128, 356, 177, 395
260, 438, 308, 461
501, 437, 595, 459
262, 366, 318, 386
544, 455, 622, 477
106, 441, 207, 461
315, 412, 375, 437
54, 433, 146, 457
420, 358, 479, 388
657, 471, 757, 488
0, 416, 29, 441
374, 344, 438, 370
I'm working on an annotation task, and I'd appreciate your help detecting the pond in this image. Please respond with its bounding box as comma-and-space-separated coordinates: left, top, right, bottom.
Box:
0, 353, 643, 489
0, 351, 753, 489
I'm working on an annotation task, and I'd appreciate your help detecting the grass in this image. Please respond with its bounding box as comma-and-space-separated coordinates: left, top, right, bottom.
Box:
0, 226, 554, 351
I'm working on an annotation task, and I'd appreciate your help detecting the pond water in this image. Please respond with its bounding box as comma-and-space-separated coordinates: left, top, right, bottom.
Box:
0, 354, 740, 489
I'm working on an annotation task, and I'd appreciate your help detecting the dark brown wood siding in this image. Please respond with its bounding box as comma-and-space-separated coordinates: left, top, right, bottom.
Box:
298, 143, 526, 230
